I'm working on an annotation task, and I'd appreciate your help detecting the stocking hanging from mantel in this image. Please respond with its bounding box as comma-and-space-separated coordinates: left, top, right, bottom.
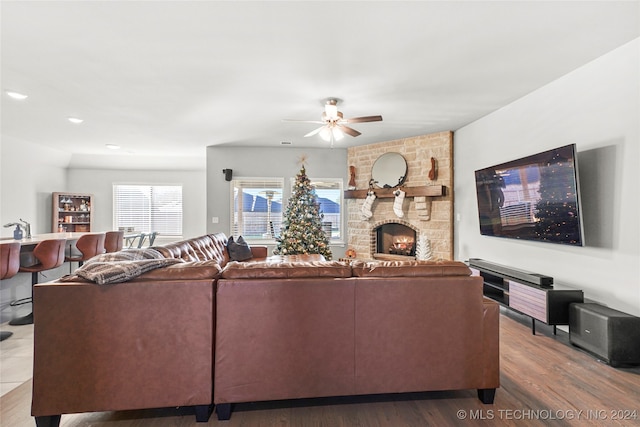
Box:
361, 191, 376, 220
393, 189, 405, 218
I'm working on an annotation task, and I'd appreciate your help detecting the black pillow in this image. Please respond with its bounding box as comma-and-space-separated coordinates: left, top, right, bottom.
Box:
227, 236, 253, 261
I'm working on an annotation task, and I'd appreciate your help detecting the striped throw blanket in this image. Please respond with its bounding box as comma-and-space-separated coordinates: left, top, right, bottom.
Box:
63, 248, 183, 285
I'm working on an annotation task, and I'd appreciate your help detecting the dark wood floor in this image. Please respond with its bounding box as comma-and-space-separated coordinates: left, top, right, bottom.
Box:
2, 309, 639, 426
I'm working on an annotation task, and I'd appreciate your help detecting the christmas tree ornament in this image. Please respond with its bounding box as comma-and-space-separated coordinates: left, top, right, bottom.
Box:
393, 189, 405, 218
361, 190, 376, 220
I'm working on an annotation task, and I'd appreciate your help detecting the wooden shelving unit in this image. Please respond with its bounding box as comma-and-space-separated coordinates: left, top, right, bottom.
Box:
52, 192, 93, 233
344, 185, 445, 199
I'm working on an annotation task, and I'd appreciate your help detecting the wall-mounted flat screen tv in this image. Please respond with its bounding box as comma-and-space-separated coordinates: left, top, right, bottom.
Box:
474, 144, 584, 246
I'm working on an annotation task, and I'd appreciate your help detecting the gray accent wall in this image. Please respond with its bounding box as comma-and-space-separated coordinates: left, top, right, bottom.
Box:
207, 146, 348, 257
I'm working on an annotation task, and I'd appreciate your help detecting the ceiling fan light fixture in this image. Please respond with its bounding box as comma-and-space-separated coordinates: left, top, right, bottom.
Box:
319, 127, 332, 141
285, 97, 381, 142
325, 103, 339, 120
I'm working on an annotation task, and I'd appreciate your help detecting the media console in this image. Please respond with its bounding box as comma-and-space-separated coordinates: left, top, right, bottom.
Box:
468, 258, 584, 335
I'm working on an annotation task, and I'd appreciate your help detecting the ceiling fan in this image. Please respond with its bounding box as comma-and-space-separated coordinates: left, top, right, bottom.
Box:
284, 98, 382, 145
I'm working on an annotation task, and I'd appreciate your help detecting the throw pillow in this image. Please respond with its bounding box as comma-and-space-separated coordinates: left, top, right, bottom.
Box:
227, 236, 253, 261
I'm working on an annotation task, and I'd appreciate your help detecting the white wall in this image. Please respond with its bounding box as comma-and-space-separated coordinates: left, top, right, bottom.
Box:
1, 137, 70, 237
1, 138, 70, 321
454, 39, 639, 316
67, 168, 207, 242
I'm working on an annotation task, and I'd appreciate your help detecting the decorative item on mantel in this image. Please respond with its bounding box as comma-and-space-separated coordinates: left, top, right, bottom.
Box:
414, 196, 431, 221
415, 235, 433, 261
428, 157, 438, 181
348, 165, 356, 190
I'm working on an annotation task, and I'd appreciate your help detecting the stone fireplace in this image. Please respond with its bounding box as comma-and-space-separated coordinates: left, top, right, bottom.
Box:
346, 131, 454, 261
372, 220, 418, 260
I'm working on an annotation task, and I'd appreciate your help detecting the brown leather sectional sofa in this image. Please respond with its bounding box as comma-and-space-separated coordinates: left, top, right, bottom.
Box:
31, 233, 499, 426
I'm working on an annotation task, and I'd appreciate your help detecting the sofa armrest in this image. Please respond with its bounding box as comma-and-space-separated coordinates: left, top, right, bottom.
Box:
481, 298, 500, 388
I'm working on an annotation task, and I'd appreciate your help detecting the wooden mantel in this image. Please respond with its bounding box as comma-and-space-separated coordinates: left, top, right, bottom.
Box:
344, 185, 446, 199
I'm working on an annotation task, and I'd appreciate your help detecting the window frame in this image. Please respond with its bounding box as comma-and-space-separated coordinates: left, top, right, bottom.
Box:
229, 177, 285, 244
112, 183, 183, 237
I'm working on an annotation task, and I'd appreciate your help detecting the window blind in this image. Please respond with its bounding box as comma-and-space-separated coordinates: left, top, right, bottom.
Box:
113, 184, 183, 236
230, 178, 283, 241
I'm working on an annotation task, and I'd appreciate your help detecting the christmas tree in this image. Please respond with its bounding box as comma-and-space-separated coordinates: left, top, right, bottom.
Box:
273, 164, 333, 260
534, 152, 581, 244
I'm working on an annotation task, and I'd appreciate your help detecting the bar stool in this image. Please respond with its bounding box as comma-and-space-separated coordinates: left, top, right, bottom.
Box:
65, 233, 106, 271
1, 242, 21, 340
104, 230, 124, 253
9, 239, 66, 326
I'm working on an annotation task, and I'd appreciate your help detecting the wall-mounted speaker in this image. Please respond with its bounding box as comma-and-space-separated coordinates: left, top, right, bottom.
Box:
223, 169, 233, 181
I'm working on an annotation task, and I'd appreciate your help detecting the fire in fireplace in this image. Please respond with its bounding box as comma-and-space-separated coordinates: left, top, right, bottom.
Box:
375, 223, 417, 258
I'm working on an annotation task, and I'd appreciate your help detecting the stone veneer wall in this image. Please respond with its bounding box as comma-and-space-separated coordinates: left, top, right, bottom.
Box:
346, 131, 454, 260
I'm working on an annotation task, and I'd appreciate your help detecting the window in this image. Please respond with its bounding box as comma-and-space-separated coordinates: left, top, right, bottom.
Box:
113, 184, 183, 236
289, 177, 343, 242
231, 178, 284, 242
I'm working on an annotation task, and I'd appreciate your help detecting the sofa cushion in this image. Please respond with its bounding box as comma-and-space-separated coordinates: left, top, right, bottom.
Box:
351, 260, 471, 277
221, 259, 352, 279
226, 236, 253, 261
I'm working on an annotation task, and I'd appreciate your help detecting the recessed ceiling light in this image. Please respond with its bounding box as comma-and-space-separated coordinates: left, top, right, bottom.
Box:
5, 91, 28, 100
68, 117, 84, 124
105, 144, 120, 150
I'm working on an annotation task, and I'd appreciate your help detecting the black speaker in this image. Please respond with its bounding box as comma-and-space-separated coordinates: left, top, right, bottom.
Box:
223, 169, 233, 181
468, 258, 553, 286
569, 303, 640, 367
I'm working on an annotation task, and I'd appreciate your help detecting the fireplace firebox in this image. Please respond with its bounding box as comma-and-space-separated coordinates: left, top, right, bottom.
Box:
374, 223, 417, 259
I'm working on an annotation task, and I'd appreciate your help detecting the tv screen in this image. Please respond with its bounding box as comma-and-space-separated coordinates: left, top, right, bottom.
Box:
474, 144, 584, 246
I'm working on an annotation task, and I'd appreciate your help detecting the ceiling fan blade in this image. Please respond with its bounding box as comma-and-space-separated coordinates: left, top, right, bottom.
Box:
282, 119, 325, 124
304, 126, 326, 137
338, 125, 361, 137
344, 115, 383, 124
